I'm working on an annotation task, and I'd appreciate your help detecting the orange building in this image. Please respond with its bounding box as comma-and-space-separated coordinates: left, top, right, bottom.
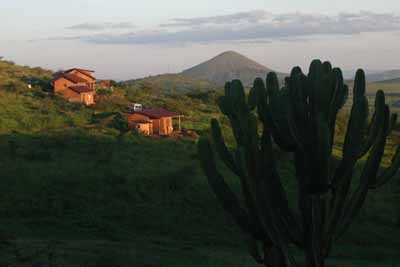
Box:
52, 68, 96, 105
126, 108, 183, 136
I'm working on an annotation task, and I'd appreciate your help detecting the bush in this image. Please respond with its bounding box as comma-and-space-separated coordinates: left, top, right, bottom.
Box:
110, 112, 129, 133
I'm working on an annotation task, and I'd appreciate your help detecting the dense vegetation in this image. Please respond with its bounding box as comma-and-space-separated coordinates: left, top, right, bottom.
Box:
0, 59, 399, 266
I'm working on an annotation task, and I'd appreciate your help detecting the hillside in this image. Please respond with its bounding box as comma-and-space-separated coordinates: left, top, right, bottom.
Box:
182, 51, 287, 86
366, 81, 400, 94
0, 59, 52, 89
374, 77, 400, 84
121, 73, 218, 95
0, 60, 399, 267
365, 69, 400, 83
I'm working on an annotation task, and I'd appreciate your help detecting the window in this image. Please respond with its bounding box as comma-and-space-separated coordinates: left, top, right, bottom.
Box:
137, 125, 141, 129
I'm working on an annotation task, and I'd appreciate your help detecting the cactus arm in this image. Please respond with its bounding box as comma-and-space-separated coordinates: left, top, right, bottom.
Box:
331, 71, 369, 187
210, 119, 239, 175
389, 113, 398, 133
334, 105, 390, 239
370, 145, 400, 189
328, 69, 346, 144
310, 117, 331, 194
325, 70, 371, 246
358, 90, 386, 157
247, 237, 264, 264
197, 137, 259, 238
260, 128, 303, 247
248, 81, 259, 111
264, 72, 298, 151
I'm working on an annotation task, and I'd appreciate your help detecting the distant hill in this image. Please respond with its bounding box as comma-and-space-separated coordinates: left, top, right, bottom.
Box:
374, 77, 400, 84
181, 51, 286, 87
365, 69, 400, 83
121, 73, 218, 94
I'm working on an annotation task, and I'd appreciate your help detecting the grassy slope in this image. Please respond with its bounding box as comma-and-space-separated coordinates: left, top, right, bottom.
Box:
121, 73, 218, 94
0, 61, 399, 266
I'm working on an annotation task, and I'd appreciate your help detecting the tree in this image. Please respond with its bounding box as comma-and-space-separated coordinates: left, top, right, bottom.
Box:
110, 112, 129, 134
198, 60, 400, 267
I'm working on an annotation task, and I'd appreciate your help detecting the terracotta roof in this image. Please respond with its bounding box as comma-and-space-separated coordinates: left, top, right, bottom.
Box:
65, 68, 95, 73
135, 108, 181, 119
65, 69, 96, 81
68, 85, 93, 93
56, 73, 88, 83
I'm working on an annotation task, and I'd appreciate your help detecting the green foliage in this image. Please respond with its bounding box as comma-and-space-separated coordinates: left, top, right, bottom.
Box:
110, 112, 129, 133
198, 60, 400, 267
121, 73, 217, 95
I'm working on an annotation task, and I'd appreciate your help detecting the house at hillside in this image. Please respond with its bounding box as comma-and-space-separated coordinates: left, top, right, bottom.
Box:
126, 108, 183, 136
96, 79, 112, 89
52, 68, 96, 105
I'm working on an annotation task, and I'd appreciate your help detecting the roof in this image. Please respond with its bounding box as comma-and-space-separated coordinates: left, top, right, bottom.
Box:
65, 69, 96, 80
68, 85, 93, 93
54, 73, 89, 84
135, 108, 181, 119
65, 68, 95, 73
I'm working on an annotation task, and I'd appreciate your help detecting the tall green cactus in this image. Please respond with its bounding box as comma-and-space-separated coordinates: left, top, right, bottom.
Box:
197, 60, 400, 267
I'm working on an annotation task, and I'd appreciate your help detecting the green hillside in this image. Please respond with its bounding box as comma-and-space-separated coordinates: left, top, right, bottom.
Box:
121, 73, 218, 95
0, 61, 399, 266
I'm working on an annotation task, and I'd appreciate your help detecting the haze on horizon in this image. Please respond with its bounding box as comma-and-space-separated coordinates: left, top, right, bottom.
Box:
1, 0, 400, 80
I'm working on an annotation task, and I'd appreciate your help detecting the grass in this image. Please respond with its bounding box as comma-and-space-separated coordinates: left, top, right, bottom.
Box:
0, 60, 399, 266
1, 129, 399, 267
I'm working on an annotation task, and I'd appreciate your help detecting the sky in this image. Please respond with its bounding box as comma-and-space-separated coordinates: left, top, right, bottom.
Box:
1, 0, 400, 80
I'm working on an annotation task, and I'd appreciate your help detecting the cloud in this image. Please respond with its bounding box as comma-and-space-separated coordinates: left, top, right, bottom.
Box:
159, 10, 269, 27
66, 22, 134, 31
41, 11, 400, 45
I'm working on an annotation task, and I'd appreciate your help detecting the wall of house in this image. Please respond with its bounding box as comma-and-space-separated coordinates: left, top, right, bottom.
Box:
53, 77, 78, 92
81, 92, 95, 105
134, 123, 152, 135
125, 114, 175, 135
154, 117, 173, 135
126, 113, 152, 129
57, 88, 81, 102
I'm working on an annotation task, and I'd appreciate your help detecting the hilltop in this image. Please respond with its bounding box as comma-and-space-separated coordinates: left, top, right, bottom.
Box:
181, 51, 286, 86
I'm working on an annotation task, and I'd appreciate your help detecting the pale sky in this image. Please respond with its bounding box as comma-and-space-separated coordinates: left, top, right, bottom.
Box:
1, 0, 400, 80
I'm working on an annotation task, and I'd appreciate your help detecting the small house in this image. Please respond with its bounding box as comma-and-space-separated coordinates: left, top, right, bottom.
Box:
126, 108, 183, 136
52, 68, 96, 105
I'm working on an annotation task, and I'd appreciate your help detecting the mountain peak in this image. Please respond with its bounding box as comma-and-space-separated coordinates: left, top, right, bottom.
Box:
217, 50, 242, 56
182, 51, 286, 86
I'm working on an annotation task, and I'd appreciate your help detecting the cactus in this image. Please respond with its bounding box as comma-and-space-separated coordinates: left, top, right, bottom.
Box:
198, 60, 400, 267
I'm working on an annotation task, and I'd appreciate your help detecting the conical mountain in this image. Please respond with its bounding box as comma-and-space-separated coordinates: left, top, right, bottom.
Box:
182, 51, 286, 86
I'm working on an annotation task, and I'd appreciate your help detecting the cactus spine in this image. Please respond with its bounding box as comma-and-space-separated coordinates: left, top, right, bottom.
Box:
198, 60, 400, 267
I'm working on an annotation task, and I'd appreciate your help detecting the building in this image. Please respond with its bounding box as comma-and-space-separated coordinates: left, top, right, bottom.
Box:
126, 108, 183, 136
96, 79, 111, 88
52, 68, 96, 105
127, 103, 143, 113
